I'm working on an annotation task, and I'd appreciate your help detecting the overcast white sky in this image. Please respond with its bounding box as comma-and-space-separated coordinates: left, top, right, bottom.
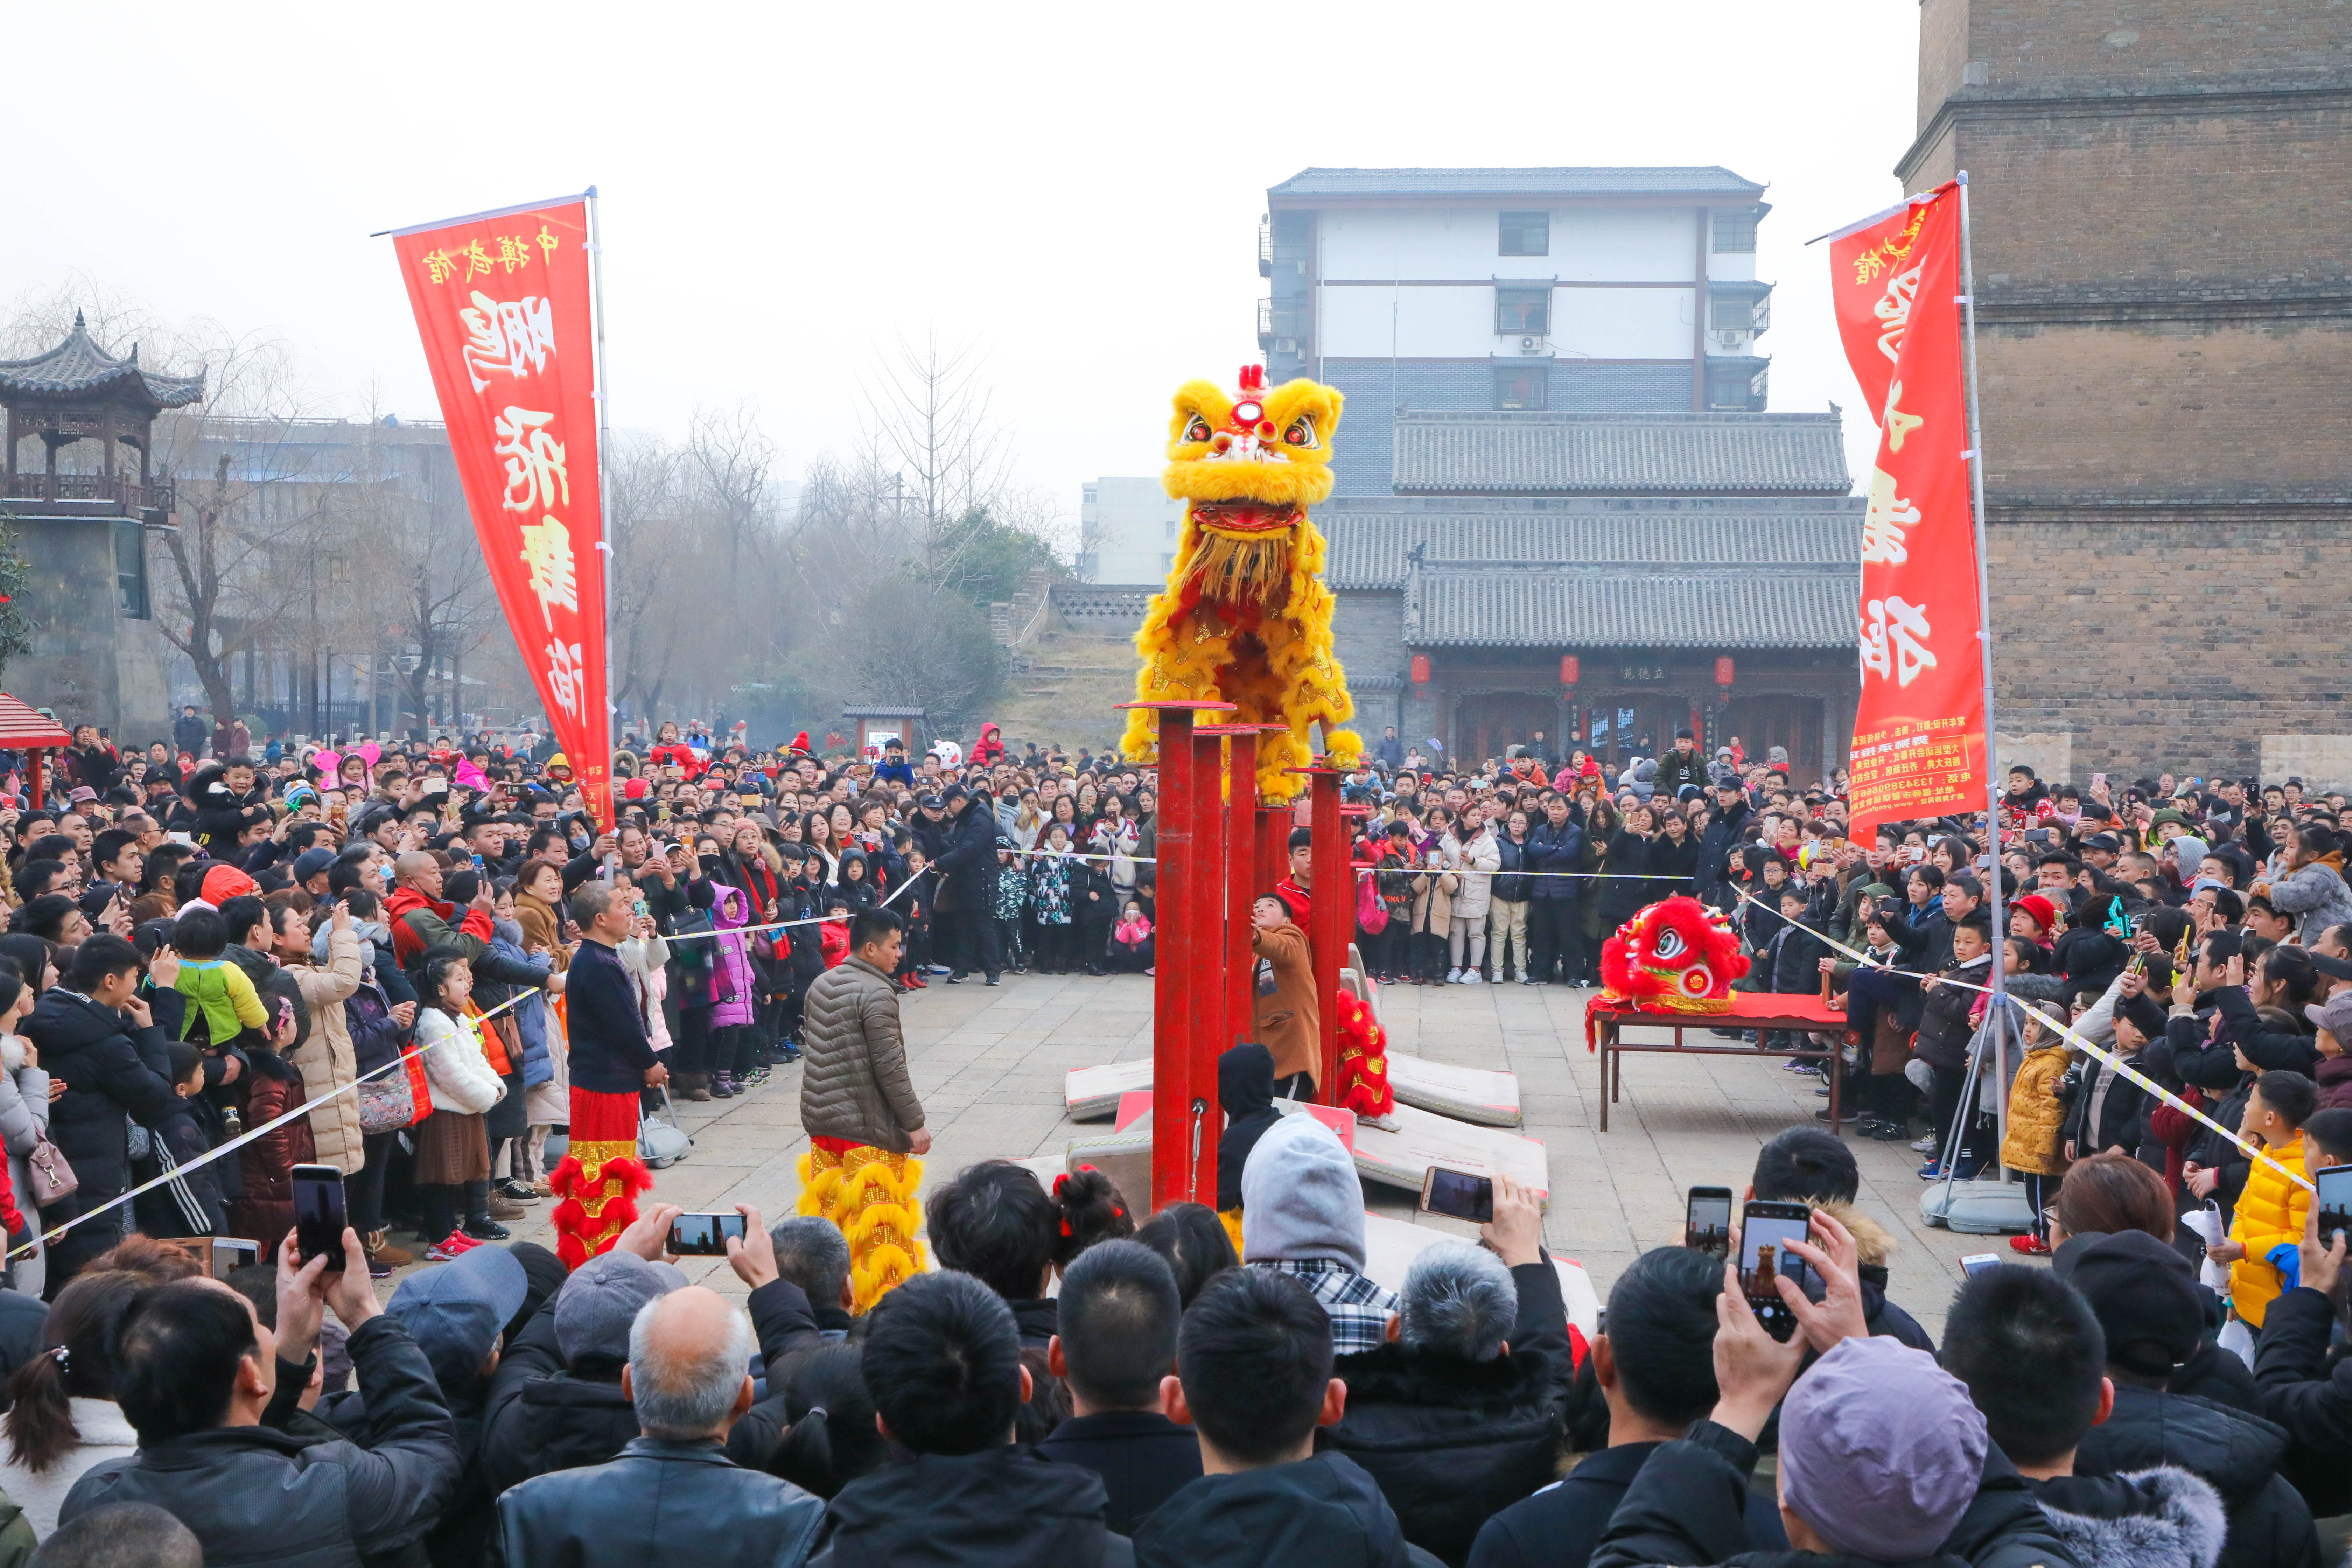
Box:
6, 1, 1919, 523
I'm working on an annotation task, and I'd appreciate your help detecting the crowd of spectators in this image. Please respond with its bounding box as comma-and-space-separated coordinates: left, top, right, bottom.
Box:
0, 709, 2338, 1564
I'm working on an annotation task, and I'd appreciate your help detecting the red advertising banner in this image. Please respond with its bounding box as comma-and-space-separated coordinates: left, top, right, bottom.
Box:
1825, 183, 1954, 428
1826, 186, 1987, 835
388, 195, 612, 825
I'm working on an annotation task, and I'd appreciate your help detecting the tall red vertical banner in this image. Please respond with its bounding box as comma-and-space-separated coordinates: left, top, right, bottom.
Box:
1826, 186, 1985, 835
388, 195, 612, 825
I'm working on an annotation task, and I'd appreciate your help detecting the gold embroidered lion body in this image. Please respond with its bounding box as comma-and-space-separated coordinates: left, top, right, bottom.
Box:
1119, 366, 1362, 801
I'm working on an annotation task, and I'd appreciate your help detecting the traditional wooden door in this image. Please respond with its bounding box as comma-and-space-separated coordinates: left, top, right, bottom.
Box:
1717, 695, 1821, 783
1453, 692, 1559, 765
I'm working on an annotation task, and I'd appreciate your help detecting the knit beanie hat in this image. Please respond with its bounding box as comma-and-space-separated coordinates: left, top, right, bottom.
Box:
2012, 894, 2057, 933
1778, 1337, 1987, 1561
1240, 1113, 1365, 1270
200, 864, 258, 905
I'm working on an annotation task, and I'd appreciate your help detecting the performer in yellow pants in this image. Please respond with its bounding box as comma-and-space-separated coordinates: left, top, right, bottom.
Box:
798, 1137, 924, 1314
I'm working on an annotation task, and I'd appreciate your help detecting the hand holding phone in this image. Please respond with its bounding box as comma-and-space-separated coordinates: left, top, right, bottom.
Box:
1419, 1166, 1494, 1223
667, 1211, 749, 1257
292, 1164, 346, 1273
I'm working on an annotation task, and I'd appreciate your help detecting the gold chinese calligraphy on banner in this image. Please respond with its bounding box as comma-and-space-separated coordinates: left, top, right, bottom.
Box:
1826, 186, 1986, 834
388, 195, 611, 825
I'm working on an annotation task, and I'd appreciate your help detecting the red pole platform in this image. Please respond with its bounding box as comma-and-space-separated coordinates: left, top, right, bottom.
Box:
1187, 727, 1230, 1163
1289, 764, 1349, 1102
1118, 700, 1232, 1209
1198, 724, 1279, 1068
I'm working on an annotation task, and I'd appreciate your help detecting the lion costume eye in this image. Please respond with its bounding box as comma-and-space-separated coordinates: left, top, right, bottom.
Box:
1283, 415, 1317, 448
1653, 927, 1687, 960
1182, 415, 1213, 444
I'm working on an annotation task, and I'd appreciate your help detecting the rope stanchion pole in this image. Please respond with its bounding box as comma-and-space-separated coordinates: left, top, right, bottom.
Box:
1122, 699, 1231, 1209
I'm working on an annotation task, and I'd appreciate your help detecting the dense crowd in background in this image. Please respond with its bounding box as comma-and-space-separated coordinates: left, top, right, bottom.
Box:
0, 706, 2336, 1565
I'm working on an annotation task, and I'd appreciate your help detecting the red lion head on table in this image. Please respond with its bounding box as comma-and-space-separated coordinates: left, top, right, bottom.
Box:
1599, 896, 1748, 1014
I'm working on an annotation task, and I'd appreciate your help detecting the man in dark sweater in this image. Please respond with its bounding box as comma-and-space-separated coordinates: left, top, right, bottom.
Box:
552, 881, 669, 1268
1039, 1240, 1202, 1534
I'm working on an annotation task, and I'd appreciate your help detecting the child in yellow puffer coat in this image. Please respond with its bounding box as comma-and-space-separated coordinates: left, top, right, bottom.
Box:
2000, 1001, 2073, 1254
2213, 1070, 2315, 1330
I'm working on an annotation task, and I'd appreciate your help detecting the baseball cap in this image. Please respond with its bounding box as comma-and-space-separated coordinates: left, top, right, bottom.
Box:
387, 1242, 529, 1386
918, 793, 946, 811
292, 848, 336, 884
553, 1249, 685, 1368
2308, 991, 2352, 1039
2083, 833, 2122, 852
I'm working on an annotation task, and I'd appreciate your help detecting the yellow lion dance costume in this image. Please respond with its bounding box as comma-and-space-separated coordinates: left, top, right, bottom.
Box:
1120, 365, 1362, 801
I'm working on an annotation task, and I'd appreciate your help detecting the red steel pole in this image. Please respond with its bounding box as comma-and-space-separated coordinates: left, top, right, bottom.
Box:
1186, 726, 1230, 1207
1291, 765, 1348, 1103
1118, 700, 1230, 1209
1224, 732, 1261, 1062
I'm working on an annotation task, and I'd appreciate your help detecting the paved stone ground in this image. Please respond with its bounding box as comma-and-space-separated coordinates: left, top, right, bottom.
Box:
488, 970, 1988, 1340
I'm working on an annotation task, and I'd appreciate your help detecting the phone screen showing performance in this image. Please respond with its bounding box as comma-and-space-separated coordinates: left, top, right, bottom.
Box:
1738, 1201, 1816, 1341
2317, 1164, 2352, 1249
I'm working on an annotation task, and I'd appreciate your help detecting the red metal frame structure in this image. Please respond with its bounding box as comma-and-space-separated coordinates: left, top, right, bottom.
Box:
0, 696, 72, 809
1198, 724, 1281, 1070
1119, 700, 1232, 1208
1289, 763, 1350, 1100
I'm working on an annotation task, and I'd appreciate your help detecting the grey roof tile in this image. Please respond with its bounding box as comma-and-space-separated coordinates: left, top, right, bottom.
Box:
0, 313, 205, 407
1412, 570, 1855, 649
1320, 499, 1862, 590
1392, 411, 1851, 496
1270, 167, 1765, 199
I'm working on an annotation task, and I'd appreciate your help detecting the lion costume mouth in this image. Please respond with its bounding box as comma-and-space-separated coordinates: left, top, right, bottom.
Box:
1177, 514, 1299, 610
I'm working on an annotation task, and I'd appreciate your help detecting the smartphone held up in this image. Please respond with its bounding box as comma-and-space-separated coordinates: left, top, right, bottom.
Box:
1685, 1185, 1734, 1261
1419, 1166, 1494, 1223
1737, 1199, 1816, 1341
292, 1164, 347, 1272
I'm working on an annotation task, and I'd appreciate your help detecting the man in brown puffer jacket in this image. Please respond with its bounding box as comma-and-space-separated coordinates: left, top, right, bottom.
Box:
797, 907, 930, 1313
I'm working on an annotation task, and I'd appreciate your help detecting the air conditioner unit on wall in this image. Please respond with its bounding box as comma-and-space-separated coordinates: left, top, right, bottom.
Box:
1520, 336, 1544, 354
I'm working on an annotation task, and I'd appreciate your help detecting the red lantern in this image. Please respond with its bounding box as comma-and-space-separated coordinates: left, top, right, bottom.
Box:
1715, 656, 1735, 689
1560, 654, 1579, 686
1410, 654, 1430, 685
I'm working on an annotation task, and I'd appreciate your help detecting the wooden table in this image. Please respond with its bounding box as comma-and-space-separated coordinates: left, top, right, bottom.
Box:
1587, 995, 1852, 1133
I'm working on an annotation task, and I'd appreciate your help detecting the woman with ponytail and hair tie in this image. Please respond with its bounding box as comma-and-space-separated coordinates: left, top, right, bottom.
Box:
0, 1269, 147, 1536
765, 1344, 886, 1501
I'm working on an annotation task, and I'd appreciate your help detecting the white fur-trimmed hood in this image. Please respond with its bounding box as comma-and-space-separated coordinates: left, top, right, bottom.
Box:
2034, 1465, 2226, 1568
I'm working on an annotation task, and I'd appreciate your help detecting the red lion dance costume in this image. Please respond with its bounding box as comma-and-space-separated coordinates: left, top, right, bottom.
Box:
1584, 895, 1749, 1053
549, 1097, 651, 1269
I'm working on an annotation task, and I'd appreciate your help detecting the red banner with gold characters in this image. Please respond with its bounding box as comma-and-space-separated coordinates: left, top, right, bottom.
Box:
1824, 185, 1985, 834
388, 195, 611, 825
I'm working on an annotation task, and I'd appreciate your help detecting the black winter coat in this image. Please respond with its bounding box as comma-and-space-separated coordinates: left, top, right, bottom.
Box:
1598, 831, 1652, 930
26, 990, 176, 1231
2252, 1284, 2352, 1517
1466, 1440, 1786, 1568
1038, 1411, 1204, 1537
493, 1438, 826, 1568
181, 762, 274, 856
1912, 957, 1991, 1071
1135, 1451, 1429, 1568
1490, 834, 1534, 904
1319, 1261, 1579, 1566
1646, 831, 1700, 905
933, 801, 1006, 914
1526, 820, 1583, 904
60, 1315, 462, 1568
2210, 986, 2320, 1076
1693, 802, 1752, 904
813, 1446, 1133, 1568
2072, 1382, 2320, 1568
479, 1295, 636, 1498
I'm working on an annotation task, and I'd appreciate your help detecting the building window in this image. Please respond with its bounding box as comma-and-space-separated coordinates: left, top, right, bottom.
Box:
1710, 296, 1756, 331
1713, 211, 1758, 253
1494, 366, 1547, 411
1498, 211, 1549, 257
1164, 519, 1177, 540
1160, 553, 1176, 575
112, 519, 149, 619
1495, 285, 1550, 336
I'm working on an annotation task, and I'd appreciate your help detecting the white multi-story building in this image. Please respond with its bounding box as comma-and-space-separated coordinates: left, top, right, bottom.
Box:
1258, 167, 1773, 494
1078, 477, 1185, 584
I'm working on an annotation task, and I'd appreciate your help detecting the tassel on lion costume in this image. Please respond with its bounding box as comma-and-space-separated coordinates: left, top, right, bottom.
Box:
1120, 365, 1363, 802
798, 1136, 925, 1313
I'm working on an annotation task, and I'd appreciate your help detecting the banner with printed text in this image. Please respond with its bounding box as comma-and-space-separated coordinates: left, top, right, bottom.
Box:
1825, 185, 1984, 834
389, 196, 611, 825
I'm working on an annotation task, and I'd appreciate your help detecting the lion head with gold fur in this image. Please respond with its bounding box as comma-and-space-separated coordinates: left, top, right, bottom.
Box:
1120, 365, 1362, 802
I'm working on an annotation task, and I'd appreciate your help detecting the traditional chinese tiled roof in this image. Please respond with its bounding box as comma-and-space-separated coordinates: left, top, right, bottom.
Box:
1322, 497, 1863, 590
842, 705, 926, 719
1269, 167, 1765, 200
1391, 411, 1851, 496
0, 313, 206, 409
1410, 569, 1854, 649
